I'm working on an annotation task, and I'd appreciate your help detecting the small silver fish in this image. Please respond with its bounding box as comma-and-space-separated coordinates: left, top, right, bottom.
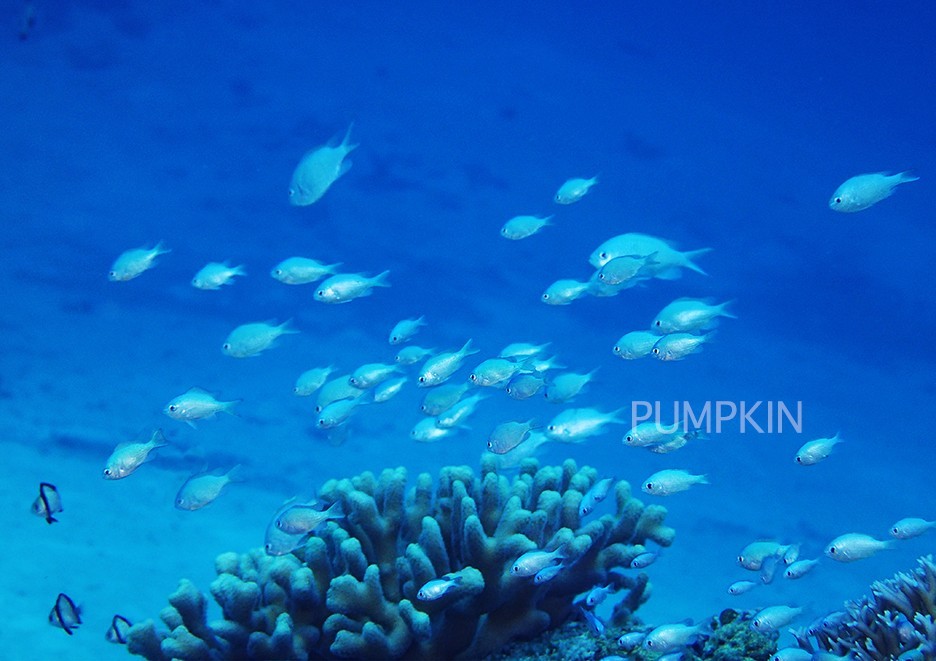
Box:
555, 176, 598, 204
579, 606, 605, 635
418, 340, 479, 387
794, 433, 843, 465
419, 382, 470, 415
727, 580, 757, 595
469, 357, 525, 387
641, 469, 708, 496
289, 124, 357, 206
585, 583, 614, 607
546, 407, 624, 441
510, 548, 564, 576
499, 342, 551, 359
630, 552, 658, 569
417, 574, 463, 601
271, 257, 342, 284
223, 320, 298, 358
612, 330, 660, 360
541, 279, 590, 305
436, 393, 486, 428
829, 171, 918, 213
737, 541, 785, 571
349, 362, 400, 389
275, 500, 344, 535
505, 373, 546, 400
825, 533, 894, 562
487, 419, 536, 454
395, 345, 435, 365
315, 375, 367, 412
191, 261, 246, 290
617, 631, 646, 652
501, 214, 553, 240
314, 271, 390, 304
175, 465, 241, 511
410, 417, 455, 442
31, 482, 62, 524
389, 316, 426, 345
108, 243, 170, 282
579, 477, 614, 517
544, 369, 597, 403
651, 332, 713, 361
373, 377, 407, 403
264, 499, 311, 556
890, 517, 936, 540
784, 559, 818, 580
652, 298, 735, 334
643, 621, 708, 653
48, 593, 81, 635
294, 366, 335, 396
533, 563, 565, 584
164, 387, 239, 427
318, 398, 364, 429
597, 254, 656, 285
751, 605, 803, 632
103, 429, 168, 480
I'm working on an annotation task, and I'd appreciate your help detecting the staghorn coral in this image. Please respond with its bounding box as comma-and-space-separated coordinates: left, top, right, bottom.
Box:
127, 455, 674, 660
792, 555, 936, 660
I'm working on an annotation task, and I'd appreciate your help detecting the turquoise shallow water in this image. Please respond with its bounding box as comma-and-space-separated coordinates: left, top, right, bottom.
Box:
0, 2, 933, 659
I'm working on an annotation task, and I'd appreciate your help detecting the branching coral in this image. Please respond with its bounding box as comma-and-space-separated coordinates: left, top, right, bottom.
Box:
793, 555, 936, 660
126, 456, 674, 660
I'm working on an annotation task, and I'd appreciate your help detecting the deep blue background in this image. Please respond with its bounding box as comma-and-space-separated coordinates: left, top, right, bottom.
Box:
0, 1, 934, 657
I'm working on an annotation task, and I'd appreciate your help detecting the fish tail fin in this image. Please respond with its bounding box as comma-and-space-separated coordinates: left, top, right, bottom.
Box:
327, 262, 344, 273
372, 270, 392, 287
698, 474, 710, 485
460, 338, 480, 357
46, 514, 58, 524
154, 241, 171, 255
185, 420, 198, 430
232, 264, 247, 276
150, 428, 170, 448
341, 121, 357, 149
279, 318, 301, 334
226, 464, 245, 483
325, 500, 345, 519
222, 399, 241, 416
897, 170, 920, 184
718, 300, 738, 319
680, 248, 712, 275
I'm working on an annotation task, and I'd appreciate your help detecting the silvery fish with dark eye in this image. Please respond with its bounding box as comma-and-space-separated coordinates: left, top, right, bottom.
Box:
108, 243, 170, 282
388, 316, 426, 345
416, 574, 463, 601
555, 176, 597, 205
271, 257, 342, 285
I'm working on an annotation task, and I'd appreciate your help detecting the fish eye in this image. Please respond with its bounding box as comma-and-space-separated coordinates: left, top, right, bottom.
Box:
598, 273, 606, 280
613, 346, 620, 353
892, 527, 899, 534
795, 456, 802, 463
317, 419, 326, 427
548, 425, 555, 431
469, 374, 477, 382
317, 290, 325, 296
599, 252, 607, 260
176, 498, 185, 506
275, 269, 283, 275
646, 483, 653, 490
265, 543, 273, 552
646, 640, 654, 648
652, 348, 660, 354
753, 619, 761, 629
655, 320, 661, 326
169, 405, 177, 412
625, 435, 633, 442
834, 197, 842, 204
418, 376, 426, 383
829, 546, 836, 554
487, 441, 493, 448
223, 343, 231, 350
103, 468, 111, 476
108, 270, 117, 277
541, 293, 550, 300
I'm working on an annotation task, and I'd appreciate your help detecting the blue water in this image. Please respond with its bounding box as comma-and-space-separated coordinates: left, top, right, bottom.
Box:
1, 1, 934, 658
